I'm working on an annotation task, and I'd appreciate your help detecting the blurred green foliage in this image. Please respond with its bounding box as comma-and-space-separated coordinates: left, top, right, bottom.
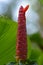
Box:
0, 16, 31, 65
0, 16, 43, 65
29, 33, 43, 49
29, 48, 42, 61
37, 53, 43, 65
39, 0, 43, 5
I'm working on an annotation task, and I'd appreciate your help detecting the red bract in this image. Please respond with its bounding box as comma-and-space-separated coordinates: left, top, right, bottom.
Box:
16, 5, 29, 61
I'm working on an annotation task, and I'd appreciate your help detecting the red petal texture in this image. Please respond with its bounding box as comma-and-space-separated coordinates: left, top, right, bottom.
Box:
16, 6, 28, 61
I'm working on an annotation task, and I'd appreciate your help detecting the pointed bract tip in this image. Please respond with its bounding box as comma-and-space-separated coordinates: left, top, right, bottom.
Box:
23, 5, 29, 12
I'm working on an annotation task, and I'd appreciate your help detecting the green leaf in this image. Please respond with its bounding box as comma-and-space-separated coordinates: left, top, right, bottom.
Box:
27, 36, 32, 59
0, 16, 17, 65
29, 33, 43, 49
29, 48, 42, 61
0, 16, 31, 65
37, 53, 43, 65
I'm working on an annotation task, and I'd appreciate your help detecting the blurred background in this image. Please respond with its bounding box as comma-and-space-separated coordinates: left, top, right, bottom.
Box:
0, 0, 43, 35
0, 0, 43, 49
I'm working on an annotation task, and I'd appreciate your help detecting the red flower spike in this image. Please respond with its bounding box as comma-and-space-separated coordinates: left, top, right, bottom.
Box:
23, 5, 29, 12
16, 5, 29, 61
